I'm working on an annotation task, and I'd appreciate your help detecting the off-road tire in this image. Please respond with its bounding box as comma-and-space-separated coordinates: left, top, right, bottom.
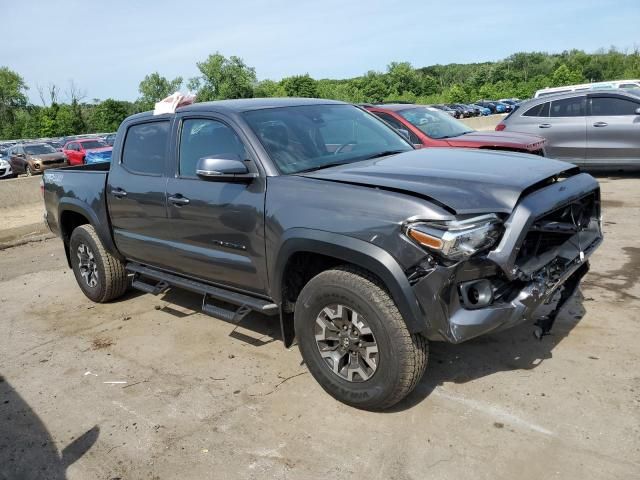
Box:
69, 224, 128, 303
295, 266, 428, 410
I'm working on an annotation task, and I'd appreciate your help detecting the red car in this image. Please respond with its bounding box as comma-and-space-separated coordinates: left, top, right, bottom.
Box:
62, 138, 111, 166
364, 104, 547, 156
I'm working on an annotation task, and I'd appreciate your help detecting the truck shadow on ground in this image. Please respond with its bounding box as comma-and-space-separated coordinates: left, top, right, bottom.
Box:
0, 376, 99, 480
390, 291, 589, 412
156, 285, 590, 410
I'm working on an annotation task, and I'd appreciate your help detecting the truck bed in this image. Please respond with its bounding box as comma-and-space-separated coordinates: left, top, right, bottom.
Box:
43, 162, 111, 241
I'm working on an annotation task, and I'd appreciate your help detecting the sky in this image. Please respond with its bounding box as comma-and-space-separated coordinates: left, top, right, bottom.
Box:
1, 0, 638, 104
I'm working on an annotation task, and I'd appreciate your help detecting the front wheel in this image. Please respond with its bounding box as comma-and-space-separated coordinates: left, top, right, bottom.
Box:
295, 266, 428, 410
69, 224, 128, 303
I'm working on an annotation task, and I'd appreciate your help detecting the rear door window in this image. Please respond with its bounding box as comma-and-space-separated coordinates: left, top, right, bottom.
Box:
550, 97, 586, 117
590, 97, 639, 116
122, 121, 170, 175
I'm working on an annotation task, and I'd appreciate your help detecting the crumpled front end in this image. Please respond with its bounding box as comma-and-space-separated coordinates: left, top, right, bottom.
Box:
412, 173, 602, 343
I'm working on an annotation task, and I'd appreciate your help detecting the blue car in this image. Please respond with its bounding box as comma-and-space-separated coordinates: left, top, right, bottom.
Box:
84, 148, 112, 165
492, 102, 507, 113
469, 104, 491, 116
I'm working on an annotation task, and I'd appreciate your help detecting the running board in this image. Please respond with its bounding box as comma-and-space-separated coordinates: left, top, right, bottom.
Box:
126, 263, 279, 316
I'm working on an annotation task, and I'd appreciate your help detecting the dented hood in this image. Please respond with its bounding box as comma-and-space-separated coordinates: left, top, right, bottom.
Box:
300, 148, 576, 215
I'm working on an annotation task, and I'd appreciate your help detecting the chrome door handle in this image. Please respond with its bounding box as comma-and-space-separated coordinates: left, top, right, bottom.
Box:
111, 188, 127, 198
538, 123, 552, 128
168, 194, 190, 206
593, 122, 608, 127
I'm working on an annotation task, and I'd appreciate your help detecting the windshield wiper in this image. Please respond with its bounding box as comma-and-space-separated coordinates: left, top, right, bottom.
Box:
359, 149, 407, 160
296, 161, 352, 174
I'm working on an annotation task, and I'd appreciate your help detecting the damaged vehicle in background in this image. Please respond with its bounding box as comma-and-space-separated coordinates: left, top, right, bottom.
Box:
43, 98, 602, 410
364, 103, 547, 155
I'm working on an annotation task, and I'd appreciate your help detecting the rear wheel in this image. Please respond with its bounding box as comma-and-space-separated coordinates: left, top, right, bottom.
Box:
295, 266, 428, 410
69, 224, 128, 303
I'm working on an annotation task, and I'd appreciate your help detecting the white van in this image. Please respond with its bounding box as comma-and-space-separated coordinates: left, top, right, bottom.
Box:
534, 80, 640, 98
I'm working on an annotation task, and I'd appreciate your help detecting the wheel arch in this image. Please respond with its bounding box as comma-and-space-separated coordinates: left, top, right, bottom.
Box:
272, 229, 426, 346
58, 199, 121, 267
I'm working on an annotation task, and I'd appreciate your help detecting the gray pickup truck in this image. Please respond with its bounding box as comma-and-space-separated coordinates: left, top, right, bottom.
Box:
43, 98, 602, 410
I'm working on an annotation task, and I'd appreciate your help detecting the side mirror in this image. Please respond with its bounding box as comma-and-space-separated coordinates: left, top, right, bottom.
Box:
196, 157, 257, 182
635, 107, 640, 115
396, 128, 411, 141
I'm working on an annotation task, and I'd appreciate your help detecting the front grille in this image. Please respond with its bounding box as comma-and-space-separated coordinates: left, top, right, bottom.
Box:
516, 192, 598, 263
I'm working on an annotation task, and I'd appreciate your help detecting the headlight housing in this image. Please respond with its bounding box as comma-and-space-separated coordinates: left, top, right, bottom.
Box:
404, 214, 502, 261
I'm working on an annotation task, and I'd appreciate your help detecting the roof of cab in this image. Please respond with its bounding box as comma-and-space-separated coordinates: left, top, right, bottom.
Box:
125, 97, 349, 123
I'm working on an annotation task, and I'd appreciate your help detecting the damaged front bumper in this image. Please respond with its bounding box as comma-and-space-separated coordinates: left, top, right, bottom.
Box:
413, 173, 602, 343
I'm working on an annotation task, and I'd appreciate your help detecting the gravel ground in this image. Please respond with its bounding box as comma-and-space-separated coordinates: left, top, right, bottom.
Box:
0, 175, 638, 480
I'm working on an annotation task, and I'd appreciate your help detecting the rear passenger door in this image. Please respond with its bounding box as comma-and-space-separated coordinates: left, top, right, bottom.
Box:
586, 94, 640, 167
162, 115, 268, 294
107, 119, 176, 269
544, 96, 587, 162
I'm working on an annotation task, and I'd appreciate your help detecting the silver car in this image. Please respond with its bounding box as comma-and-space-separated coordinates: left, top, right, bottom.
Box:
497, 89, 640, 169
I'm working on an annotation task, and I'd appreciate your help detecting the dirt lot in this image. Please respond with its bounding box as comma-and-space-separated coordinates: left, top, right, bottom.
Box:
1, 175, 639, 480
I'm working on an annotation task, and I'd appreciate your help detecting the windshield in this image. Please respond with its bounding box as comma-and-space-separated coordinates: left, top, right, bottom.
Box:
24, 144, 57, 155
81, 140, 107, 149
243, 104, 411, 174
398, 107, 474, 139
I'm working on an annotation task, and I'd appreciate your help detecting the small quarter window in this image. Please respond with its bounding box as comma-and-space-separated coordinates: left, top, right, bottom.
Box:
523, 102, 550, 117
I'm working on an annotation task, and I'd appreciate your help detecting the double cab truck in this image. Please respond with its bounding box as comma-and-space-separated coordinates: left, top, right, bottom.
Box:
43, 98, 603, 410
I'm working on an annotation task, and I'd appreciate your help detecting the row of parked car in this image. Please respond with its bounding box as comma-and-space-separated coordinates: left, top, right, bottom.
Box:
0, 133, 115, 179
430, 99, 521, 118
366, 87, 640, 169
2, 86, 638, 179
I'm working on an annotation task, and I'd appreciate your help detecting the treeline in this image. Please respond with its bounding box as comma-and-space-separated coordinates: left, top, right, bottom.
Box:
2, 47, 640, 140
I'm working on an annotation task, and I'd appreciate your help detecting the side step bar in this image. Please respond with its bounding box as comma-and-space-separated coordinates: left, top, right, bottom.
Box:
126, 263, 279, 318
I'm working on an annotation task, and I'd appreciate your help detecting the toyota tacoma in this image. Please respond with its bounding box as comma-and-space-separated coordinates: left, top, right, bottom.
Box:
43, 98, 602, 410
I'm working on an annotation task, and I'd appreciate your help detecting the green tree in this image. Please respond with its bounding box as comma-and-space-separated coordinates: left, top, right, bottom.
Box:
254, 79, 286, 97
0, 66, 29, 138
281, 74, 318, 97
90, 99, 130, 132
138, 72, 183, 111
192, 53, 256, 101
386, 62, 421, 95
359, 71, 388, 103
446, 84, 467, 102
550, 64, 584, 87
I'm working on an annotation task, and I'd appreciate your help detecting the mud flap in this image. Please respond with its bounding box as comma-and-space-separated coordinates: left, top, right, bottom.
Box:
534, 262, 590, 339
280, 307, 296, 348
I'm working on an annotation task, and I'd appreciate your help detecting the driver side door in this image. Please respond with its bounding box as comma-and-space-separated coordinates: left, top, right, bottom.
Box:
163, 115, 268, 295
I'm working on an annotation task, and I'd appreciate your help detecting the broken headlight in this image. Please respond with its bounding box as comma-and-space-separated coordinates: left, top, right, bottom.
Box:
404, 214, 502, 261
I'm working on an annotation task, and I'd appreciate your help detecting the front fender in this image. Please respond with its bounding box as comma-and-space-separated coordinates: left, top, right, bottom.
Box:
271, 228, 427, 334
